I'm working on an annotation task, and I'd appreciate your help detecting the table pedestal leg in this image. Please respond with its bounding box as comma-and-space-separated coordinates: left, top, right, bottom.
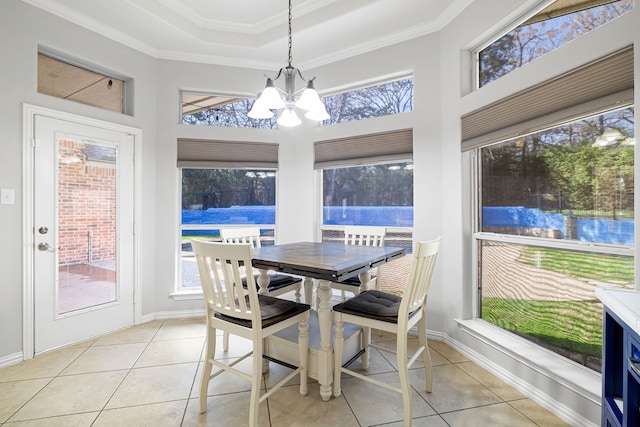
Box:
256, 269, 269, 294
358, 271, 371, 293
316, 279, 333, 401
303, 277, 313, 307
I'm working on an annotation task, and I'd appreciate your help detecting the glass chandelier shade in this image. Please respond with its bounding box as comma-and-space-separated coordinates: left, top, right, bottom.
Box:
247, 0, 330, 127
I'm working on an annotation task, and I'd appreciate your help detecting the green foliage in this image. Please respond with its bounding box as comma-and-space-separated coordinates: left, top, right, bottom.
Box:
518, 247, 634, 285
182, 169, 276, 209
323, 163, 413, 207
482, 108, 634, 216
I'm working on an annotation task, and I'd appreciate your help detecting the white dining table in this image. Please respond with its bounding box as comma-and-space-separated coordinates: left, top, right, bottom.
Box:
252, 241, 405, 401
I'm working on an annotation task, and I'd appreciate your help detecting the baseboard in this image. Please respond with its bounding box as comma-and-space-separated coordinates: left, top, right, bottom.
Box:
0, 352, 25, 368
139, 308, 205, 323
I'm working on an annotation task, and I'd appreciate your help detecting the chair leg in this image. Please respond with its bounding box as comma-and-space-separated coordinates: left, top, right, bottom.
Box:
333, 313, 344, 397
362, 326, 371, 370
223, 331, 229, 352
200, 326, 216, 413
298, 312, 309, 396
418, 312, 432, 392
249, 338, 263, 427
396, 332, 412, 427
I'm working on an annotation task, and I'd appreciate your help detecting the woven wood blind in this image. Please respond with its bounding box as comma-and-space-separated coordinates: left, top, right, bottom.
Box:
461, 46, 634, 151
314, 129, 413, 169
177, 138, 279, 168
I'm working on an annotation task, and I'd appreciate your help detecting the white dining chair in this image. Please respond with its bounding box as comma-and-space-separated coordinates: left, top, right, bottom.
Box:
332, 237, 441, 427
331, 225, 387, 299
220, 227, 302, 298
219, 227, 303, 351
192, 240, 310, 427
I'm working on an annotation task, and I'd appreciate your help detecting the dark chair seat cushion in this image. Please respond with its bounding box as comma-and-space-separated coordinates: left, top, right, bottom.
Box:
215, 295, 310, 329
337, 274, 376, 287
242, 273, 302, 292
333, 290, 401, 323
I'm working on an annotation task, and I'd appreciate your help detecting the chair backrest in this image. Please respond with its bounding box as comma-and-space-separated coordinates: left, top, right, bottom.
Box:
344, 225, 386, 247
191, 240, 260, 325
400, 238, 441, 319
220, 227, 262, 248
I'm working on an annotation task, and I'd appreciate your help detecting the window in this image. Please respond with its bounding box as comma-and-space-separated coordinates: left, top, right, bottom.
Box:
323, 78, 413, 125
315, 129, 414, 286
320, 162, 414, 288
176, 138, 279, 291
477, 107, 634, 371
38, 53, 126, 114
181, 92, 276, 129
478, 0, 633, 87
180, 168, 277, 289
322, 162, 413, 227
181, 78, 413, 128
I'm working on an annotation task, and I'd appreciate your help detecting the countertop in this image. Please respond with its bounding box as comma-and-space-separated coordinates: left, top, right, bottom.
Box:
596, 287, 640, 336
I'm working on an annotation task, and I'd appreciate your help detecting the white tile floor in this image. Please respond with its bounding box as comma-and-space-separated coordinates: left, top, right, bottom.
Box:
0, 316, 572, 426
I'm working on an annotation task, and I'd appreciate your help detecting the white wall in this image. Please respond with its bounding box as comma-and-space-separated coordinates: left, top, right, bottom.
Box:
0, 0, 159, 359
2, 0, 638, 424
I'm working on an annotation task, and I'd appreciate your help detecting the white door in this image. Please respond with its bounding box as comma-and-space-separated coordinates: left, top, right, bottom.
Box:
34, 115, 135, 354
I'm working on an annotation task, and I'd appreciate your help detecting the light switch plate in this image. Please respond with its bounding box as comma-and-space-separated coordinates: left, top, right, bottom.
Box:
1, 188, 15, 205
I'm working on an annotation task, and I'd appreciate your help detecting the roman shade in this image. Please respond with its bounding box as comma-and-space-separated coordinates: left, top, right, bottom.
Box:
177, 138, 279, 168
461, 45, 634, 151
522, 0, 620, 26
314, 129, 413, 169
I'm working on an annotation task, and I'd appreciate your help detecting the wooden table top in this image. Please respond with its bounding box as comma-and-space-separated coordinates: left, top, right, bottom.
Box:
252, 241, 405, 282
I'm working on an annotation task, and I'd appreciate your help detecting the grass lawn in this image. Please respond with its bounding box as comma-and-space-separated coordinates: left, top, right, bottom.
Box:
518, 246, 633, 285
482, 297, 603, 359
482, 247, 634, 370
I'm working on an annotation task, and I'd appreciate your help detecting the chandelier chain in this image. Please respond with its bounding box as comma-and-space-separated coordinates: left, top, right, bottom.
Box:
287, 0, 293, 66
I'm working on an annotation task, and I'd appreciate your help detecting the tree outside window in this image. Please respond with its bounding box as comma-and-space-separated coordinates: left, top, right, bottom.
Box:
479, 0, 633, 87
478, 107, 635, 371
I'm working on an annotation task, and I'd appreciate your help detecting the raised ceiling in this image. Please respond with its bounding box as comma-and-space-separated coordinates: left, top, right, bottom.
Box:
22, 0, 476, 70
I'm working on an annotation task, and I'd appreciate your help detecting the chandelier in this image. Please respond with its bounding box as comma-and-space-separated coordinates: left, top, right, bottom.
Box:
248, 0, 330, 127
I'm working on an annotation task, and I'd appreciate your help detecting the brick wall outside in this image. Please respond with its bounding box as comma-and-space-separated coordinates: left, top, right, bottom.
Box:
58, 140, 117, 266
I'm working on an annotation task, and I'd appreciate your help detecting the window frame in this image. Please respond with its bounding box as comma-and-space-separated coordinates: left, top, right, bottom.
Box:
179, 90, 277, 129
472, 0, 634, 90
470, 107, 635, 370
37, 50, 129, 115
173, 166, 279, 297
320, 75, 414, 125
317, 159, 415, 251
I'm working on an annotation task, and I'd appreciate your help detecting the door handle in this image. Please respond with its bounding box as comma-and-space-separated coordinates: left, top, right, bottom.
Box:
37, 242, 57, 252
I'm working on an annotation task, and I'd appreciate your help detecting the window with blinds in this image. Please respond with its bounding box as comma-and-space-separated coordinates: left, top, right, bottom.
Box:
177, 138, 280, 290
471, 44, 635, 371
177, 138, 279, 169
463, 46, 634, 151
314, 129, 413, 169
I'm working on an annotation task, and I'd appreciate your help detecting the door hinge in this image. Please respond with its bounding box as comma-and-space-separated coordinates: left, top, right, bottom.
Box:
32, 138, 40, 147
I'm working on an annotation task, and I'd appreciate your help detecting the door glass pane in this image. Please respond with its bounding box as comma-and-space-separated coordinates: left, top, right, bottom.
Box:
57, 138, 118, 314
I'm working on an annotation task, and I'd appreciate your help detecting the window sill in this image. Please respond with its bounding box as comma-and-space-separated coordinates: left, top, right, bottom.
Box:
170, 289, 203, 301
456, 318, 601, 405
